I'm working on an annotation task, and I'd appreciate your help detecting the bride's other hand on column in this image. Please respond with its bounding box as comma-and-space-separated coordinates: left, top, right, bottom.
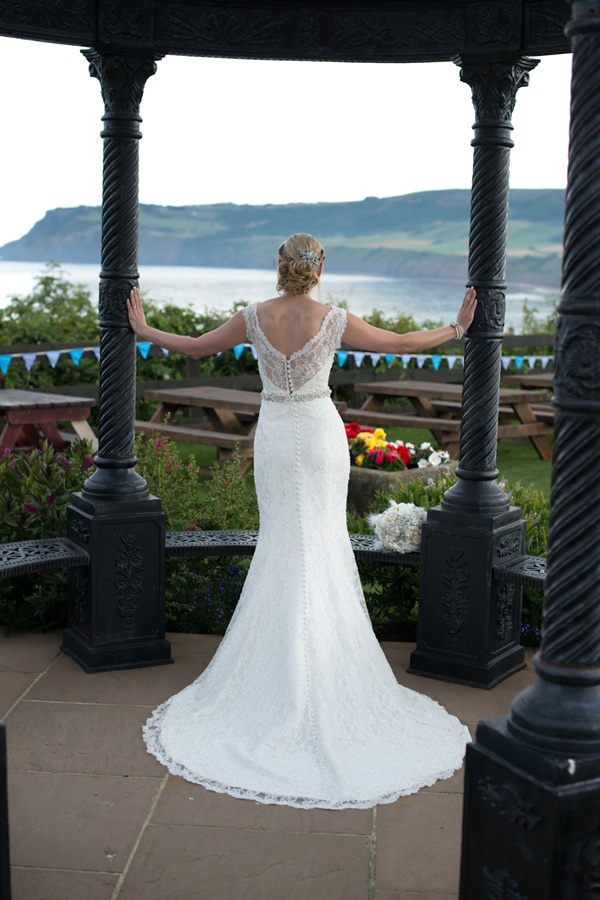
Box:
127, 287, 148, 335
455, 286, 477, 334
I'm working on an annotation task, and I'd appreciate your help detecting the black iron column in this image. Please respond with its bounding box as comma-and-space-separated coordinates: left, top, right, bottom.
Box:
0, 725, 9, 900
460, 4, 600, 894
410, 55, 538, 687
62, 50, 172, 672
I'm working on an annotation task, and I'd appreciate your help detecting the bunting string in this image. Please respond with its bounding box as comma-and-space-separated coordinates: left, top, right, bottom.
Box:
0, 342, 554, 375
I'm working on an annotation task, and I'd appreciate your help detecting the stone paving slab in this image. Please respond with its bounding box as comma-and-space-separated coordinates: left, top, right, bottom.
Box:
153, 776, 374, 834
8, 770, 162, 873
0, 631, 536, 900
119, 824, 372, 900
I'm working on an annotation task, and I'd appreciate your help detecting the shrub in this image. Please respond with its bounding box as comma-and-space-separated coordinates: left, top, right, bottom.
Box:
135, 434, 259, 634
0, 264, 100, 392
0, 440, 95, 632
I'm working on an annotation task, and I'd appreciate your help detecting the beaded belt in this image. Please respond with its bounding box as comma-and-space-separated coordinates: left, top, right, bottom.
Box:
262, 388, 331, 403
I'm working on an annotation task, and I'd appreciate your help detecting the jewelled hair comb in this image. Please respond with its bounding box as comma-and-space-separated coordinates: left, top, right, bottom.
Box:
296, 247, 321, 269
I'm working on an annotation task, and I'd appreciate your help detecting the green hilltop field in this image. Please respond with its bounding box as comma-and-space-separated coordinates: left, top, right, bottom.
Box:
0, 189, 564, 288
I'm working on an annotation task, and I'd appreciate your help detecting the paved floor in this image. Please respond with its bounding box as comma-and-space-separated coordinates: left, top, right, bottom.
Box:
0, 631, 536, 900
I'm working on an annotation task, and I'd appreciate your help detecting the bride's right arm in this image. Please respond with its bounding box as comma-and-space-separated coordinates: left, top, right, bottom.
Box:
127, 288, 247, 359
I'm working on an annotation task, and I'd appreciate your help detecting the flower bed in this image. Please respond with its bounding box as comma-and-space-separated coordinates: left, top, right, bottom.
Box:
345, 422, 456, 514
345, 422, 450, 471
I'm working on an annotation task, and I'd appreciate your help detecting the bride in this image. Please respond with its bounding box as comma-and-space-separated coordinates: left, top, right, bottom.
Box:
127, 233, 476, 810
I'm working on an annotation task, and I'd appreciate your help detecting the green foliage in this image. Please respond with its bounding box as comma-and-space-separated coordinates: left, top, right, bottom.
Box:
0, 432, 259, 636
134, 433, 259, 532
0, 263, 100, 391
134, 433, 258, 634
361, 308, 423, 333
134, 432, 206, 531
164, 560, 248, 634
196, 453, 259, 532
0, 263, 99, 345
520, 299, 558, 336
0, 440, 95, 632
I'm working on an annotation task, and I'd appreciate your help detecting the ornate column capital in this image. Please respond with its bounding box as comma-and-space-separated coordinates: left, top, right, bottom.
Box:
456, 55, 539, 128
83, 49, 159, 120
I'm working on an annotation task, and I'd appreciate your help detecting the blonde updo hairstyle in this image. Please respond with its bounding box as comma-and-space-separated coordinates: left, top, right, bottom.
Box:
276, 233, 326, 296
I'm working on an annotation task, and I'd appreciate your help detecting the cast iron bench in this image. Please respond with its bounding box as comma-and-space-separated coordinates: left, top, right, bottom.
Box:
0, 531, 546, 589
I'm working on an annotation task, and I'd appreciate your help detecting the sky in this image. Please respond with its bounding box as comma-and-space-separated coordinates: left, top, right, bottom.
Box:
0, 35, 573, 249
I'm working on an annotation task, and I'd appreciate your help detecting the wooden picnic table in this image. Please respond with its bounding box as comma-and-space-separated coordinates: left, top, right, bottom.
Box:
0, 389, 97, 453
342, 379, 554, 460
501, 372, 554, 390
137, 386, 263, 471
138, 385, 349, 472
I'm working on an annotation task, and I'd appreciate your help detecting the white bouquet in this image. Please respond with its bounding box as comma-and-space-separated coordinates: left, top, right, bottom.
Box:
368, 501, 427, 553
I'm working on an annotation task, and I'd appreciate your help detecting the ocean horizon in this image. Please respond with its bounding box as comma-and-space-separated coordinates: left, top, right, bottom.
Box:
0, 260, 557, 333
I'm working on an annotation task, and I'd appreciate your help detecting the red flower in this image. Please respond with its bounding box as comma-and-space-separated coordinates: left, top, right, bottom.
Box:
366, 448, 385, 466
345, 422, 375, 439
393, 445, 411, 464
24, 503, 40, 515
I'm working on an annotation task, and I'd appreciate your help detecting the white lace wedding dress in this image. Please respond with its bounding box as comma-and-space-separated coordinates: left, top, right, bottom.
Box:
143, 302, 470, 809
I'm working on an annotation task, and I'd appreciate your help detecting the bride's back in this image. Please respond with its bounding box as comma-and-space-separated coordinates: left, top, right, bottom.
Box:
255, 296, 332, 359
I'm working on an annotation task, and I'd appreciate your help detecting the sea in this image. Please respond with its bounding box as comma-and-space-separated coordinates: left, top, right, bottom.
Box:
0, 260, 557, 333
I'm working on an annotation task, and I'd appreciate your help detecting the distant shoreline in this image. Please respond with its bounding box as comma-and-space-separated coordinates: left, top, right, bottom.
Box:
0, 256, 560, 293
0, 189, 564, 292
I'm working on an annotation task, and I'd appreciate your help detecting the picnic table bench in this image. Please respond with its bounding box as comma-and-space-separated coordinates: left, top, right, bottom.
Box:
136, 385, 262, 471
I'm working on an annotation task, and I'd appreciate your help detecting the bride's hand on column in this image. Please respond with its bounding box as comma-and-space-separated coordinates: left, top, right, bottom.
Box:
455, 286, 477, 334
127, 287, 147, 336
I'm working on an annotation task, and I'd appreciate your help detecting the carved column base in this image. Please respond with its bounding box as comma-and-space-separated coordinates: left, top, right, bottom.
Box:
61, 493, 173, 672
460, 716, 600, 898
409, 507, 526, 688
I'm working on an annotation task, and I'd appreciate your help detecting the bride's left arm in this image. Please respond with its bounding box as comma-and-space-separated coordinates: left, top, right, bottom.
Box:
127, 288, 247, 359
342, 287, 477, 353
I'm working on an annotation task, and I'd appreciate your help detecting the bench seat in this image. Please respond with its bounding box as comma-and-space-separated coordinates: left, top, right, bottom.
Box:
134, 419, 254, 452
339, 407, 461, 432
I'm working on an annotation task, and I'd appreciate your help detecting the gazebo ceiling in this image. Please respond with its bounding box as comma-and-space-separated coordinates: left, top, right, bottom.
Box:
0, 1, 570, 61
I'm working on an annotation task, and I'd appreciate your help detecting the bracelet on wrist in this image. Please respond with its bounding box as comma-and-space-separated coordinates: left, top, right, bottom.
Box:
449, 321, 465, 340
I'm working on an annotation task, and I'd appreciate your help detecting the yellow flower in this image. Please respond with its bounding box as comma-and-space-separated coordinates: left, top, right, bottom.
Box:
355, 454, 365, 466
373, 428, 387, 441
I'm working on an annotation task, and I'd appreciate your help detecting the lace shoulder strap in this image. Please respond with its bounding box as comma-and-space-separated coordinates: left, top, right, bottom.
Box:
322, 306, 347, 353
242, 303, 261, 347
